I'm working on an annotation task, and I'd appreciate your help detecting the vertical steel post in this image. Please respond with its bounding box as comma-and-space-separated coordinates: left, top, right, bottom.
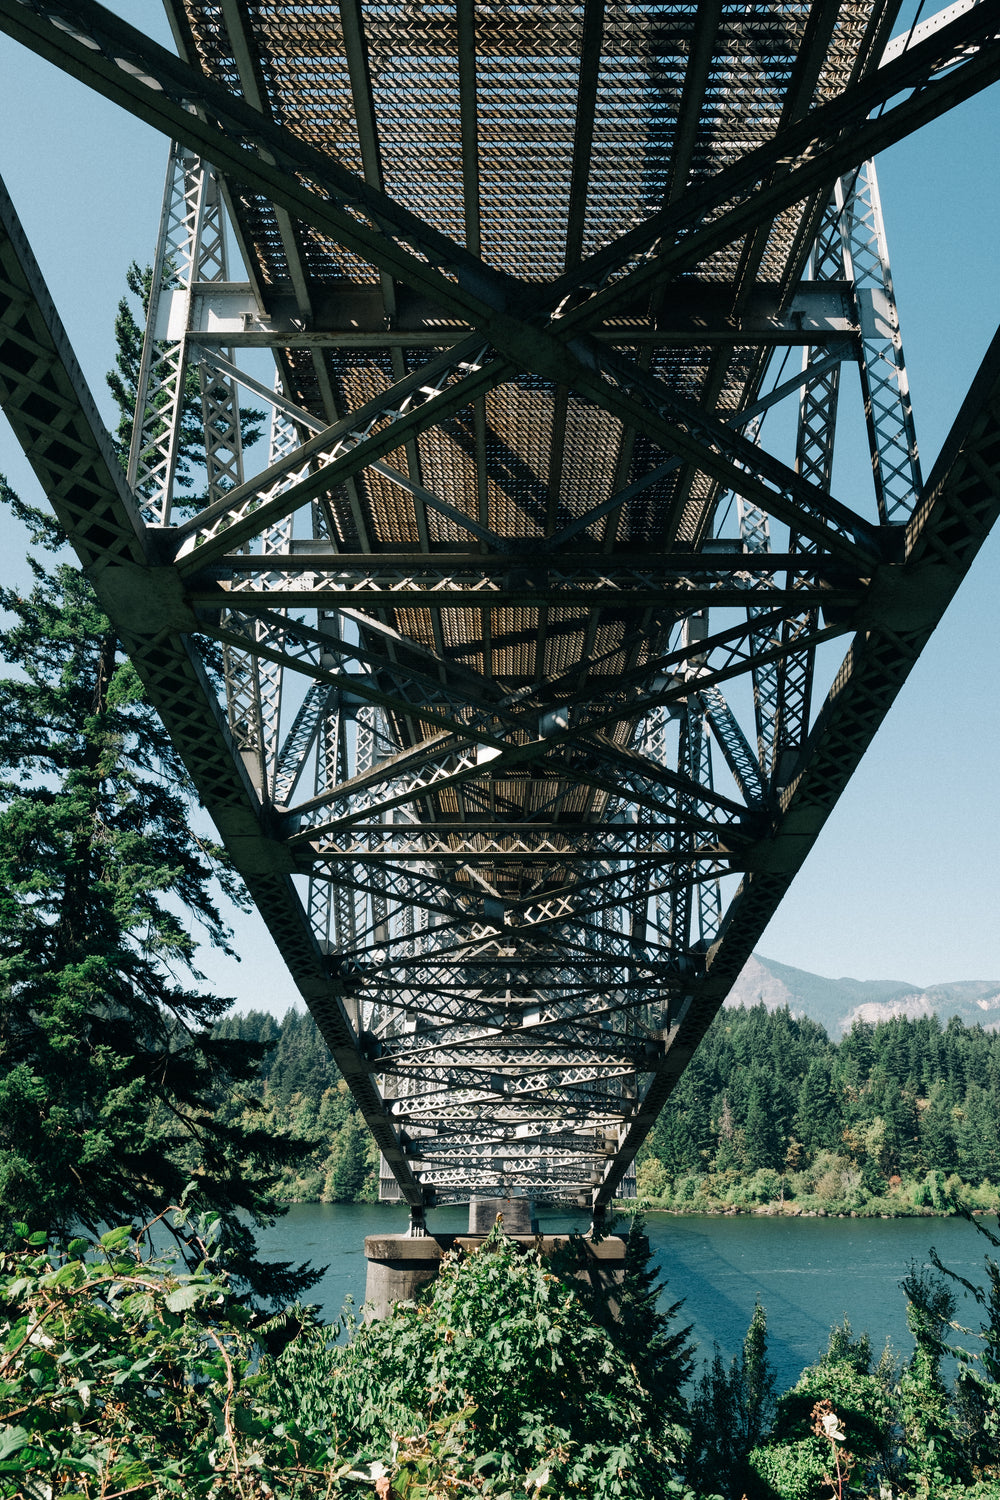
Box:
836, 159, 921, 524
128, 145, 241, 525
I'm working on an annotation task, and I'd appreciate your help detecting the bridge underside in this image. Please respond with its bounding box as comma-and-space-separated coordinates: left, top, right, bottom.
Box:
1, 0, 1000, 1223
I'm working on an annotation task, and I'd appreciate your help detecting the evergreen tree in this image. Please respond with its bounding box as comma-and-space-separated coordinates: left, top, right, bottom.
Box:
959, 1084, 1000, 1181
669, 1049, 715, 1165
327, 1111, 371, 1201
648, 1104, 700, 1176
739, 1300, 778, 1449
796, 1056, 838, 1153
919, 1082, 959, 1174
744, 1075, 783, 1172
714, 1091, 743, 1171
600, 1214, 694, 1429
685, 1300, 777, 1499
268, 1008, 338, 1106
0, 487, 314, 1303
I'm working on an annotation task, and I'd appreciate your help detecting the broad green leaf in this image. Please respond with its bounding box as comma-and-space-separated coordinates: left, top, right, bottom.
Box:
100, 1226, 131, 1251
165, 1283, 204, 1313
0, 1429, 28, 1463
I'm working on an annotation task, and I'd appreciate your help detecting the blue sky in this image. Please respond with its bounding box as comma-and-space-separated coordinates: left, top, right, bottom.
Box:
0, 5, 998, 1011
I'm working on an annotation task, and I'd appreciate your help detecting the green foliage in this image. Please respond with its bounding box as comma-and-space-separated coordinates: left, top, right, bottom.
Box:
209, 1010, 380, 1204
897, 1262, 969, 1488
0, 1220, 703, 1498
635, 1005, 1000, 1215
327, 1114, 374, 1202
746, 1434, 832, 1500
0, 486, 314, 1302
5, 1212, 1000, 1498
278, 1222, 690, 1498
746, 1321, 896, 1499
0, 1220, 345, 1499
548, 1212, 694, 1440
685, 1300, 777, 1498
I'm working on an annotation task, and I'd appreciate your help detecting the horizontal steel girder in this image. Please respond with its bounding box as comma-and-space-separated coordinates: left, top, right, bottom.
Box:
185, 551, 865, 612
172, 280, 859, 350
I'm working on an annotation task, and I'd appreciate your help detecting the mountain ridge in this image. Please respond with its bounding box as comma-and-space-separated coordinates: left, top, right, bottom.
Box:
727, 954, 1000, 1037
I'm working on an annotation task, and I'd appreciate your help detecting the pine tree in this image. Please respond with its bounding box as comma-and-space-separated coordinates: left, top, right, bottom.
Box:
685, 1300, 776, 1499
648, 1104, 700, 1177
739, 1300, 777, 1448
0, 487, 317, 1304
327, 1112, 372, 1201
613, 1214, 694, 1428
796, 1056, 838, 1153
743, 1075, 783, 1172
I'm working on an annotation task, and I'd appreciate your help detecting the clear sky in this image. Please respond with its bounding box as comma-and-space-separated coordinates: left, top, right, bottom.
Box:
0, 4, 998, 1014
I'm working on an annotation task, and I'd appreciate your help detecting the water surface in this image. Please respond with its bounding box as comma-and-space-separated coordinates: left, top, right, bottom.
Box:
256, 1204, 993, 1389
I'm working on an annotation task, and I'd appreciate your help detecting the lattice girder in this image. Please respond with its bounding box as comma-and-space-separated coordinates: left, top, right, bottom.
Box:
2, 0, 1000, 1216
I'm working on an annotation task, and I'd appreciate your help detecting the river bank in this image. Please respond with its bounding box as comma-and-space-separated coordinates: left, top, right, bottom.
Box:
279, 1192, 995, 1219
640, 1197, 999, 1218
276, 1172, 1000, 1219
633, 1163, 1000, 1219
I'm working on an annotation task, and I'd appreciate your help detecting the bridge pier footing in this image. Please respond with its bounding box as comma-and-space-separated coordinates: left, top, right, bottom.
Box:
363, 1227, 626, 1320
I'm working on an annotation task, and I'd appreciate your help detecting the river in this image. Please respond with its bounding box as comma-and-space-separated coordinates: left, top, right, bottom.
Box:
255, 1202, 993, 1391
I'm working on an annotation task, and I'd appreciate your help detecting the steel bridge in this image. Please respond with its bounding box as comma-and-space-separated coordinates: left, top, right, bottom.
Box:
1, 0, 1000, 1231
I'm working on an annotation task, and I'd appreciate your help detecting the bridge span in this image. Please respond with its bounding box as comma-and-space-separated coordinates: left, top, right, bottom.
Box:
1, 0, 999, 1232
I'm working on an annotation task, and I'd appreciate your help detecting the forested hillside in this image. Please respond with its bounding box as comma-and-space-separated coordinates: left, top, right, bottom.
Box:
213, 1009, 380, 1202
217, 1003, 1000, 1215
639, 1004, 1000, 1214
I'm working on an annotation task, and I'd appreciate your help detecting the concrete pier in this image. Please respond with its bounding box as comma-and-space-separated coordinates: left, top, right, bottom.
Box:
363, 1220, 626, 1319
467, 1195, 537, 1234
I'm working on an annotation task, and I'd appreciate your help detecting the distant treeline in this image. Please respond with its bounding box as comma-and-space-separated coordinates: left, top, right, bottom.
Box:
639, 1004, 1000, 1215
215, 1004, 1000, 1212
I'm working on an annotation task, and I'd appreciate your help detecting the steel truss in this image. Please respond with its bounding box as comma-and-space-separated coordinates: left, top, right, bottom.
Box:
1, 0, 1000, 1223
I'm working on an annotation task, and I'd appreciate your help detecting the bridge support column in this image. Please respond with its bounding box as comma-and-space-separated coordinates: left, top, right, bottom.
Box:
363, 1234, 449, 1317
363, 1227, 626, 1321
468, 1195, 537, 1234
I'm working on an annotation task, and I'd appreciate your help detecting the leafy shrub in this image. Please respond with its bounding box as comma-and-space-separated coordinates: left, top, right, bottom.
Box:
290, 1222, 689, 1498
637, 1156, 670, 1198
674, 1173, 703, 1203
746, 1434, 831, 1500
743, 1322, 894, 1500
747, 1169, 783, 1204
0, 1217, 697, 1499
0, 1219, 333, 1499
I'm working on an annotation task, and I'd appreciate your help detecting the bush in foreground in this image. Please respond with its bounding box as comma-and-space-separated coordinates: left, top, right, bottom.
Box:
0, 1216, 698, 1500
5, 1210, 1000, 1498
